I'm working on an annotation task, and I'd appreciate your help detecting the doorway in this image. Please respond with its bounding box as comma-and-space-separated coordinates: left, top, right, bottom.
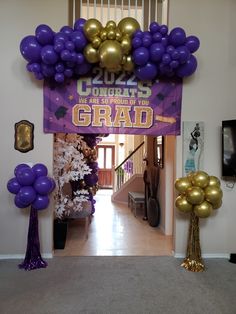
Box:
97, 145, 115, 189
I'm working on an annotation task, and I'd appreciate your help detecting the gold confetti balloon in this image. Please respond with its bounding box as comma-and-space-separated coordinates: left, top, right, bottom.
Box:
174, 177, 192, 194
192, 171, 210, 188
204, 186, 223, 205
84, 18, 103, 41
186, 186, 205, 205
99, 40, 123, 71
118, 17, 140, 37
175, 195, 193, 213
208, 176, 221, 188
84, 44, 99, 63
194, 201, 213, 218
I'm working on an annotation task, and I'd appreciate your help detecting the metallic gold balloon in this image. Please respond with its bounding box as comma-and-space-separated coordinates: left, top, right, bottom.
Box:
107, 29, 116, 40
100, 28, 107, 41
84, 18, 102, 41
174, 177, 192, 194
208, 176, 221, 188
192, 171, 210, 188
99, 40, 123, 71
123, 55, 134, 72
186, 186, 205, 205
194, 201, 213, 218
204, 186, 223, 205
121, 35, 131, 55
84, 44, 99, 63
212, 199, 222, 209
106, 20, 116, 29
92, 36, 102, 49
175, 195, 193, 213
116, 29, 122, 42
118, 17, 140, 37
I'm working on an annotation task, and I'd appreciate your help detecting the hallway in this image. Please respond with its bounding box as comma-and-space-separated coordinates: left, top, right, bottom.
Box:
55, 189, 173, 256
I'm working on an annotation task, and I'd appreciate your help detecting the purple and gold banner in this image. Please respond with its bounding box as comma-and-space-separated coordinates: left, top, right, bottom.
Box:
44, 68, 182, 135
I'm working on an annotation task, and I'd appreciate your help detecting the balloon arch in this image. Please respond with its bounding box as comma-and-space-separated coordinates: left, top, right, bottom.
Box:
20, 17, 200, 84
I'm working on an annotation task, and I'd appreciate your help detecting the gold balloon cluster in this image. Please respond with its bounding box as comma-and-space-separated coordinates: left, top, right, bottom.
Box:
83, 17, 140, 72
175, 171, 223, 218
83, 148, 97, 162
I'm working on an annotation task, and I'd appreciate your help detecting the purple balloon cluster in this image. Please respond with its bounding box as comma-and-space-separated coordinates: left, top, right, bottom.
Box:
132, 22, 200, 80
7, 163, 55, 210
20, 18, 92, 83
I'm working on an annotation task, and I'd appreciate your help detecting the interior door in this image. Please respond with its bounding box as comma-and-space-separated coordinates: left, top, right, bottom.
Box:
97, 145, 115, 188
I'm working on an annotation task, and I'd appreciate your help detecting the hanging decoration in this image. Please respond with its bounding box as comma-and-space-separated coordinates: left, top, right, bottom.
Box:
19, 18, 200, 84
175, 171, 223, 272
7, 163, 55, 270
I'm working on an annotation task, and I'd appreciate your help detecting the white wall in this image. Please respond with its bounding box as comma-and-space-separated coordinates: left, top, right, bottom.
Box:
169, 0, 236, 255
0, 0, 68, 256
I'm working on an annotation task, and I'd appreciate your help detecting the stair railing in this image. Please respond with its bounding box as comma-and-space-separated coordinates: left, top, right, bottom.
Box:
114, 141, 145, 192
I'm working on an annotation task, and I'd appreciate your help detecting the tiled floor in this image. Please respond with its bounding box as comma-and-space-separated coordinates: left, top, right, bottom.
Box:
54, 189, 173, 256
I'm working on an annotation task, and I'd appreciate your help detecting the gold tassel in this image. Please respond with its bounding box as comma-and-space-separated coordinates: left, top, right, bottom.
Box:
181, 212, 205, 272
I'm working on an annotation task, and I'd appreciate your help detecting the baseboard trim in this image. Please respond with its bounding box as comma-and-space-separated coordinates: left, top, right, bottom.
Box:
173, 253, 230, 259
0, 253, 53, 260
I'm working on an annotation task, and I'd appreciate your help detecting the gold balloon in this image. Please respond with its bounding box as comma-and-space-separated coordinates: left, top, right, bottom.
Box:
212, 199, 222, 209
204, 186, 223, 205
84, 18, 102, 41
187, 171, 194, 182
186, 186, 205, 205
194, 201, 213, 218
175, 195, 193, 213
99, 40, 123, 71
174, 177, 192, 194
121, 35, 131, 55
107, 29, 116, 40
208, 176, 221, 188
84, 44, 99, 63
192, 171, 210, 188
92, 36, 102, 49
123, 55, 134, 72
116, 29, 122, 42
118, 17, 140, 37
106, 20, 116, 29
100, 28, 107, 41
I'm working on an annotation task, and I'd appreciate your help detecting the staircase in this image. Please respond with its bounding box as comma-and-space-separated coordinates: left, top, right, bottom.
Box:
112, 141, 145, 204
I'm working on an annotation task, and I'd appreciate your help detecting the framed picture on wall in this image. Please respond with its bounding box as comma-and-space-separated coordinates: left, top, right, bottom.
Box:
154, 136, 164, 168
183, 121, 204, 176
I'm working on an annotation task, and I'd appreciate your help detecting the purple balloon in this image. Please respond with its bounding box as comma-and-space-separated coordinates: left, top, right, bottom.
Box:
169, 27, 186, 47
41, 45, 58, 65
166, 45, 175, 54
149, 22, 160, 34
61, 49, 72, 61
74, 18, 86, 31
14, 164, 30, 177
176, 55, 198, 77
34, 72, 44, 80
162, 53, 171, 65
65, 41, 75, 52
31, 62, 41, 73
7, 177, 22, 194
161, 36, 169, 47
55, 62, 65, 73
48, 178, 56, 193
55, 73, 65, 83
132, 47, 149, 66
18, 186, 36, 206
171, 50, 180, 60
88, 162, 99, 174
70, 31, 87, 52
14, 194, 28, 209
34, 176, 53, 195
32, 163, 48, 178
64, 68, 73, 78
142, 35, 152, 48
152, 32, 162, 43
76, 53, 85, 64
134, 62, 158, 81
16, 168, 36, 186
54, 32, 69, 44
133, 30, 143, 38
60, 26, 73, 35
84, 174, 98, 187
170, 60, 179, 69
35, 24, 54, 45
32, 194, 49, 210
132, 37, 142, 49
41, 63, 55, 77
185, 35, 200, 53
150, 43, 165, 62
159, 25, 168, 36
20, 35, 42, 62
176, 46, 190, 64
74, 61, 92, 76
66, 61, 75, 68
54, 41, 64, 53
